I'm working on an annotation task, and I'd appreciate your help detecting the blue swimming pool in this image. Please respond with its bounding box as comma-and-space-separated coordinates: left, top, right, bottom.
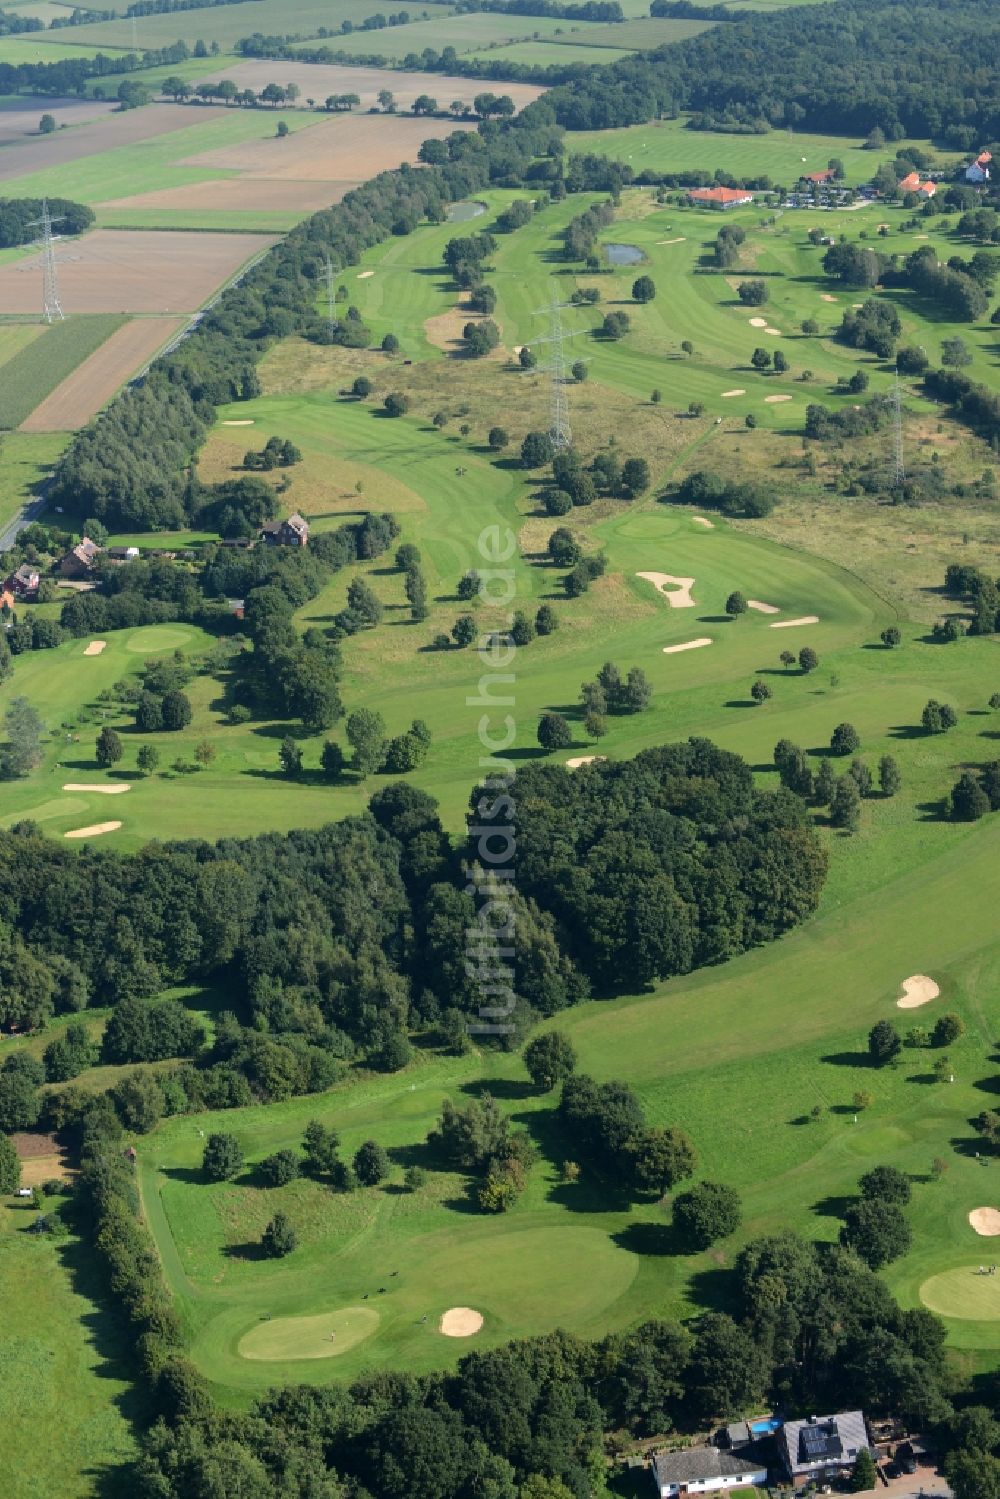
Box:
750, 1419, 784, 1435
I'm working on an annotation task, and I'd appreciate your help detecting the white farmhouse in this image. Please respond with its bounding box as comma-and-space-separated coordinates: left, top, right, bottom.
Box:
651, 1447, 768, 1498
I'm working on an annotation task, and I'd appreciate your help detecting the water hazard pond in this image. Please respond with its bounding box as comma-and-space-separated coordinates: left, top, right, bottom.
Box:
448, 200, 487, 222
604, 243, 644, 265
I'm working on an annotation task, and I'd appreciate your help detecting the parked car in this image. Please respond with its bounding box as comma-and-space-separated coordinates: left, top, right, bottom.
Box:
895, 1443, 918, 1475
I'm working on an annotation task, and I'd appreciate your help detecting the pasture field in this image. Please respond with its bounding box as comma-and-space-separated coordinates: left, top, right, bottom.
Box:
554, 17, 718, 47
0, 36, 128, 64
289, 12, 580, 58
571, 117, 961, 185
0, 429, 66, 534
464, 39, 635, 65
0, 314, 125, 428
59, 0, 435, 52
0, 104, 317, 204
0, 1193, 140, 1498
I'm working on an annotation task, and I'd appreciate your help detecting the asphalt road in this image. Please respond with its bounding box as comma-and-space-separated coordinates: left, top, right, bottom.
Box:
0, 494, 46, 554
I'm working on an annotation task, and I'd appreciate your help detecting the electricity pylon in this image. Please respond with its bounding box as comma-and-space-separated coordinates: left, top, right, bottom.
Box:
531, 289, 585, 449
29, 199, 65, 323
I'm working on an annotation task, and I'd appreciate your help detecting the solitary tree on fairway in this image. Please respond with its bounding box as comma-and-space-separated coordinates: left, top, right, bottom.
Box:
879, 755, 901, 797
346, 709, 386, 776
830, 721, 860, 755
751, 347, 772, 372
751, 680, 771, 705
203, 1132, 243, 1181
452, 614, 477, 648
780, 650, 796, 670
488, 426, 509, 451
96, 727, 123, 768
951, 771, 990, 821
523, 1031, 577, 1090
932, 1012, 964, 1047
859, 1163, 911, 1205
632, 275, 656, 303
840, 1198, 911, 1268
1, 697, 44, 777
537, 712, 572, 751
881, 626, 902, 648
259, 1150, 299, 1187
262, 1211, 297, 1257
868, 1019, 901, 1067
279, 737, 302, 778
798, 646, 819, 673
726, 591, 747, 618
672, 1181, 742, 1247
137, 744, 160, 775
353, 1139, 390, 1186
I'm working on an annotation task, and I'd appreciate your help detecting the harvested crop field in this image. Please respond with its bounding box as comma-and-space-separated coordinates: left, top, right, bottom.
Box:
203, 62, 544, 115
100, 177, 349, 216
0, 96, 112, 145
0, 229, 275, 315
0, 314, 125, 428
0, 102, 226, 183
20, 316, 186, 431
176, 112, 478, 184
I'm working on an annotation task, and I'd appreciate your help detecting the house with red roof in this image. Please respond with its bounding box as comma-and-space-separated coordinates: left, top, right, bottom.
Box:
801, 168, 836, 185
687, 186, 754, 209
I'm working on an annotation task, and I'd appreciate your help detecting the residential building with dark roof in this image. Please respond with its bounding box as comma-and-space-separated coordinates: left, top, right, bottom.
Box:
778, 1412, 869, 1486
651, 1447, 768, 1497
5, 563, 39, 599
261, 512, 310, 547
59, 537, 102, 579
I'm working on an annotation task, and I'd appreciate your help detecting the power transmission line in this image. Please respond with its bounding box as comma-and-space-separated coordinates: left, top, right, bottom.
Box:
29, 199, 65, 323
891, 366, 905, 488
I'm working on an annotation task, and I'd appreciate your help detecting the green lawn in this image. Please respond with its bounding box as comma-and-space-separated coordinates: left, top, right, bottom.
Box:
291, 12, 582, 59
559, 18, 718, 47
0, 315, 126, 429
0, 1196, 140, 1498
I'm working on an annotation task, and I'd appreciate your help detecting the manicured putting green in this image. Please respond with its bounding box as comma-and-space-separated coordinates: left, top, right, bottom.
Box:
125, 626, 193, 654
920, 1268, 1000, 1321
238, 1307, 380, 1361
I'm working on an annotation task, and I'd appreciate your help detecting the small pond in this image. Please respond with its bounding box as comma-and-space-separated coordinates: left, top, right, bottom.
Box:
448, 200, 487, 223
604, 242, 644, 265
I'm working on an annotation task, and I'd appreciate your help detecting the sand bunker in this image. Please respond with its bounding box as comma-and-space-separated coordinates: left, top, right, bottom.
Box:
770, 616, 819, 628
820, 293, 838, 303
970, 1209, 1000, 1236
357, 270, 374, 279
62, 784, 130, 795
747, 599, 780, 614
657, 236, 686, 245
64, 821, 122, 839
83, 640, 107, 656
897, 974, 940, 1009
765, 394, 792, 403
722, 388, 746, 398
566, 755, 606, 769
223, 419, 254, 426
663, 637, 712, 655
763, 326, 783, 335
692, 517, 714, 528
440, 1307, 484, 1337
637, 572, 696, 608
748, 317, 768, 328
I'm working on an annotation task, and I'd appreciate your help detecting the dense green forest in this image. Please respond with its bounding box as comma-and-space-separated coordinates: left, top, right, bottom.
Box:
0, 197, 93, 249
530, 0, 1000, 139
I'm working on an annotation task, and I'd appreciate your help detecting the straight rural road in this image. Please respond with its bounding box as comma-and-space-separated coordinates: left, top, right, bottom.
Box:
0, 494, 46, 553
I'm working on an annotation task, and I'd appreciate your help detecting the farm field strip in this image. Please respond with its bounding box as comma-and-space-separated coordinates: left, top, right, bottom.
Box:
64, 0, 439, 51
0, 313, 125, 428
464, 39, 636, 65
19, 315, 188, 431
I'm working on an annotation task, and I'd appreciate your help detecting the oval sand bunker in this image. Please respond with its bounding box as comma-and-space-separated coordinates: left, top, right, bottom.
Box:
239, 1307, 379, 1361
440, 1307, 484, 1337
770, 616, 819, 629
897, 974, 940, 1009
637, 572, 695, 608
64, 821, 122, 839
970, 1209, 1000, 1236
566, 755, 606, 769
663, 637, 712, 655
62, 783, 130, 795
